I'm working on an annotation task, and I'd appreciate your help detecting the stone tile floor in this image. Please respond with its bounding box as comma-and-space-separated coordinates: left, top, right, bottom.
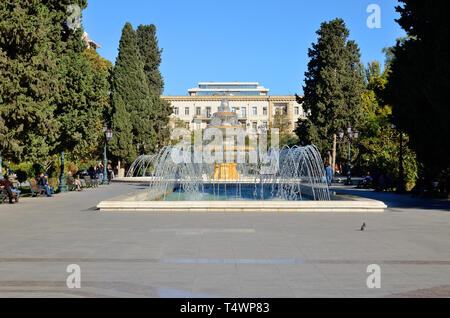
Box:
0, 182, 448, 297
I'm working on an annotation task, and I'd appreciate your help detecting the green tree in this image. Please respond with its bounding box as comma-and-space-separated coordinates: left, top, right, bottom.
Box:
109, 22, 156, 164
358, 61, 418, 189
384, 0, 450, 187
268, 108, 299, 148
1, 0, 112, 173
43, 0, 109, 164
108, 94, 136, 162
0, 0, 61, 162
295, 18, 366, 161
136, 24, 172, 150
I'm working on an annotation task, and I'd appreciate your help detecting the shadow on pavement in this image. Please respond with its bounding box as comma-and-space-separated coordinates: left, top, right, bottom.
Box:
331, 186, 450, 211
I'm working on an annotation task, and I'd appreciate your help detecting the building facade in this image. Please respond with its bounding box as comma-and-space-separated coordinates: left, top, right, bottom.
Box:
162, 82, 305, 133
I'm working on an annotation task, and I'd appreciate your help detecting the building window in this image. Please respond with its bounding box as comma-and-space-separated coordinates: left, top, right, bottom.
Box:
196, 107, 201, 116
263, 107, 267, 115
174, 107, 179, 115
294, 107, 299, 115
262, 121, 267, 128
232, 107, 236, 113
252, 122, 257, 130
185, 107, 189, 115
196, 123, 201, 130
274, 103, 288, 114
206, 107, 211, 118
252, 107, 257, 116
241, 107, 247, 118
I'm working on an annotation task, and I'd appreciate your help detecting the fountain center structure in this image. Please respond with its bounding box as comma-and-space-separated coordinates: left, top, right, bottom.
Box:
207, 98, 245, 180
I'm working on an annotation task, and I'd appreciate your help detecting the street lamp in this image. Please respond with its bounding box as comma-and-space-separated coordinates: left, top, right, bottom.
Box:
0, 150, 2, 179
339, 124, 359, 185
58, 151, 68, 192
102, 124, 113, 185
391, 124, 406, 193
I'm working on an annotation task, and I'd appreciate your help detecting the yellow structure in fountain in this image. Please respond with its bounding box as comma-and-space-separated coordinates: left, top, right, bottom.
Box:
212, 163, 240, 180
207, 99, 247, 180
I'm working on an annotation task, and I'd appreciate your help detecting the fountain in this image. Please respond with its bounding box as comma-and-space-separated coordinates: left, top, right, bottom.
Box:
98, 99, 387, 212
207, 98, 244, 180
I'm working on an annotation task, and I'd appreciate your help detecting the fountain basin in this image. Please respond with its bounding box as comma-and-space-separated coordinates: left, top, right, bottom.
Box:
97, 189, 387, 213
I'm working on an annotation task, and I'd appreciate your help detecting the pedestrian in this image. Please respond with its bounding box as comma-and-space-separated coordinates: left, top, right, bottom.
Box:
0, 175, 15, 204
325, 164, 333, 186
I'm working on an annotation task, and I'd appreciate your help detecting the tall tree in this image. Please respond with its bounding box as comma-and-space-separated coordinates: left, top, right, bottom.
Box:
0, 0, 61, 162
109, 22, 156, 164
136, 24, 172, 150
0, 0, 111, 166
44, 0, 109, 163
384, 0, 450, 184
359, 61, 418, 188
295, 18, 365, 160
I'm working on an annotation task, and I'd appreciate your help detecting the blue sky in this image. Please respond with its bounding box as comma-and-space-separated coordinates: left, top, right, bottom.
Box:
83, 0, 405, 96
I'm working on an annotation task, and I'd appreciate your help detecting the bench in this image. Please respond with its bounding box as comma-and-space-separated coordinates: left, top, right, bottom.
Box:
67, 177, 79, 191
30, 179, 46, 197
1, 188, 20, 203
82, 176, 98, 188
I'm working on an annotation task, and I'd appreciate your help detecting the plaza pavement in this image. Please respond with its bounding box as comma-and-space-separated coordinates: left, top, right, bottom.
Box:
0, 182, 449, 298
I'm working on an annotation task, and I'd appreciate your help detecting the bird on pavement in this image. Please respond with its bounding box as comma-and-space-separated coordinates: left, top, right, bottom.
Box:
360, 222, 366, 231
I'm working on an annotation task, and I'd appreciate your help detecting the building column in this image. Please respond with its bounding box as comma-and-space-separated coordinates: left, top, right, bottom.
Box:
288, 101, 294, 133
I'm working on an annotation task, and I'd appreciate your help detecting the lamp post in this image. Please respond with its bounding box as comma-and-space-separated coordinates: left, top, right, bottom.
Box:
339, 124, 359, 185
0, 150, 2, 179
391, 124, 406, 193
58, 152, 67, 192
102, 124, 113, 185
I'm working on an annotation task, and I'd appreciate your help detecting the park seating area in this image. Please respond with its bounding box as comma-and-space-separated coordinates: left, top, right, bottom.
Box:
0, 172, 108, 202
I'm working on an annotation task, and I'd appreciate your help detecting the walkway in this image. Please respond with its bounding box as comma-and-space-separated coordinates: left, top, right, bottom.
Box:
0, 183, 449, 297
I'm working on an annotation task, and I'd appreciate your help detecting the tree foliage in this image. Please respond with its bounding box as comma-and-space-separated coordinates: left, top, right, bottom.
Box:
109, 23, 171, 165
0, 0, 61, 162
109, 22, 156, 164
384, 0, 450, 183
295, 18, 366, 161
0, 0, 111, 168
136, 24, 172, 150
358, 61, 418, 189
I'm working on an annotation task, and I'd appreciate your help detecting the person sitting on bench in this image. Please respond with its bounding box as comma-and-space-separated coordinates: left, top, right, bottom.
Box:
0, 175, 15, 204
38, 173, 53, 197
67, 171, 82, 191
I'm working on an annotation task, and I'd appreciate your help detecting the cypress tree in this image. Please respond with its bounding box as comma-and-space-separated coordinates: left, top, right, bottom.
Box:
109, 22, 156, 164
136, 24, 172, 150
0, 0, 61, 162
109, 94, 136, 162
295, 18, 365, 159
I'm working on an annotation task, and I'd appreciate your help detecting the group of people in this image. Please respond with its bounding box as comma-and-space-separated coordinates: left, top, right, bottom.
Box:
78, 164, 114, 183
0, 162, 117, 204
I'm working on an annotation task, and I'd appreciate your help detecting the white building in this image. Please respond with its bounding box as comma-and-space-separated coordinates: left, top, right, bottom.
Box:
162, 82, 305, 133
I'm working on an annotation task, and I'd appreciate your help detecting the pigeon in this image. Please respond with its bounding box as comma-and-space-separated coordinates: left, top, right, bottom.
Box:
360, 222, 366, 231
